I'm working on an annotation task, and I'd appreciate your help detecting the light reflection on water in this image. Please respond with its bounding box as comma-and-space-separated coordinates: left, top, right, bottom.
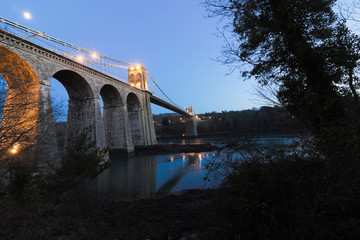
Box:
90, 136, 294, 200
159, 135, 294, 146
89, 152, 214, 201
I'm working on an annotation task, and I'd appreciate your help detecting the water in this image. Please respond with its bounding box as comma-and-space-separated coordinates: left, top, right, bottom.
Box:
90, 135, 294, 200
90, 151, 215, 201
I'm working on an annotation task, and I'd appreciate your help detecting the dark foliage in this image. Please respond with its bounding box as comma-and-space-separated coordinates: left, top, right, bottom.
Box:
49, 128, 109, 194
202, 1, 360, 239
204, 137, 360, 240
0, 129, 108, 239
206, 0, 360, 160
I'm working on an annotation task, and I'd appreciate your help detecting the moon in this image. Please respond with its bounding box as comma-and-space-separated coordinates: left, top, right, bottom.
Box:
23, 12, 32, 20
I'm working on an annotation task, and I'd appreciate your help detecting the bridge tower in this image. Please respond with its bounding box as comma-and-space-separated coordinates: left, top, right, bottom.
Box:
128, 65, 148, 90
185, 106, 194, 115
185, 106, 198, 137
127, 64, 157, 146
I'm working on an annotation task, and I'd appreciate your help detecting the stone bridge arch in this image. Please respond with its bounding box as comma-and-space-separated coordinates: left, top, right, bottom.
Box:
126, 92, 144, 146
0, 45, 41, 161
100, 84, 133, 151
51, 69, 100, 148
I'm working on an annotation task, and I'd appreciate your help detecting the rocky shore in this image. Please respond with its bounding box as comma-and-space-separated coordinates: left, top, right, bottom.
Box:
1, 189, 219, 240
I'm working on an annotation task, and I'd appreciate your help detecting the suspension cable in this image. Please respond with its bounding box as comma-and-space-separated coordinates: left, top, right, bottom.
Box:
0, 16, 188, 111
0, 17, 135, 66
145, 70, 183, 109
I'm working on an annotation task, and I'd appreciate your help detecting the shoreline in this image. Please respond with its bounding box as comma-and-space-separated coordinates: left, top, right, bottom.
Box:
156, 130, 306, 141
134, 143, 219, 155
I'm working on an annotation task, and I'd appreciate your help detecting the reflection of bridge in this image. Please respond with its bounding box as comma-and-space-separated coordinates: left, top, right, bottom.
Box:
0, 17, 198, 162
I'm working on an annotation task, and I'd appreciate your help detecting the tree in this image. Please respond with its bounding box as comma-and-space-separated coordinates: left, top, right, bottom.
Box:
337, 0, 360, 32
206, 0, 360, 159
0, 53, 66, 185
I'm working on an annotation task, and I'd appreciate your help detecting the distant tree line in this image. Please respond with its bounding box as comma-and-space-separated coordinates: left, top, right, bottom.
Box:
153, 106, 305, 137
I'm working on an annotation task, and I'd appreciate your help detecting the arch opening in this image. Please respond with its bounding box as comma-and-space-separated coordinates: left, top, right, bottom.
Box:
50, 70, 95, 153
127, 93, 144, 146
50, 78, 68, 153
0, 45, 40, 159
100, 84, 125, 150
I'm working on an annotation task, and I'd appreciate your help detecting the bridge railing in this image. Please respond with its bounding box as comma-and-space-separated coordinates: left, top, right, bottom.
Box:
0, 17, 131, 83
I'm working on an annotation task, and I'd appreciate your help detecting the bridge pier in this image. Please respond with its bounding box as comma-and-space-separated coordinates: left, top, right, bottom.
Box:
58, 96, 106, 159
185, 117, 198, 137
103, 103, 135, 153
141, 93, 157, 146
38, 82, 61, 162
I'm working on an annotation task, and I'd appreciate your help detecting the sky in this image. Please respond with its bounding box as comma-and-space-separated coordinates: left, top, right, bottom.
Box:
0, 0, 263, 114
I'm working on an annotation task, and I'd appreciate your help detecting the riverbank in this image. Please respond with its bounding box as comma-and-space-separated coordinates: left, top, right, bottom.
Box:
1, 188, 219, 240
134, 143, 219, 155
157, 129, 306, 141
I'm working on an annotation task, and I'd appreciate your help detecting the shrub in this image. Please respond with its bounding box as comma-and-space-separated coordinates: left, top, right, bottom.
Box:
205, 136, 360, 240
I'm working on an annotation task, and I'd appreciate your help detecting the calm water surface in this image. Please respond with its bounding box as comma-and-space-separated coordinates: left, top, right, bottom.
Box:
90, 135, 293, 200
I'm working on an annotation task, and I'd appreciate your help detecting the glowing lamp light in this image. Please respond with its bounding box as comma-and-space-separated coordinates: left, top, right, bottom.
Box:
130, 83, 135, 87
23, 12, 32, 20
76, 55, 84, 62
10, 143, 20, 154
135, 64, 141, 70
91, 52, 98, 58
130, 67, 134, 71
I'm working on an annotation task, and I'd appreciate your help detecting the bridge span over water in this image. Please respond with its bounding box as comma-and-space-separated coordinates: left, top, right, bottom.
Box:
0, 17, 197, 162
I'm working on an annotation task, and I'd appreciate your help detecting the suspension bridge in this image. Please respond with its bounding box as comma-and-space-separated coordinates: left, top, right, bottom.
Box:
0, 17, 198, 162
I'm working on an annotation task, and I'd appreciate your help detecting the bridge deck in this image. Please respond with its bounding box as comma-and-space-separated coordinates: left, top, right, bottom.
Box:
150, 94, 193, 117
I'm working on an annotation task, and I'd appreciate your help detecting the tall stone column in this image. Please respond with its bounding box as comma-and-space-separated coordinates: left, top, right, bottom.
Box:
129, 107, 145, 146
103, 103, 134, 152
121, 104, 135, 152
66, 97, 99, 148
141, 92, 157, 146
38, 81, 60, 162
94, 97, 106, 149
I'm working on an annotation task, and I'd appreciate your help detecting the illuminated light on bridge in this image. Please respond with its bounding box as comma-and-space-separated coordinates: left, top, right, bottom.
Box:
185, 106, 194, 116
170, 156, 174, 162
76, 55, 84, 62
10, 143, 20, 154
91, 52, 98, 58
127, 64, 149, 90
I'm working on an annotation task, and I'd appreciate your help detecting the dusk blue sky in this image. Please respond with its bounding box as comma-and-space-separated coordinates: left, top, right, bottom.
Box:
1, 0, 263, 114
